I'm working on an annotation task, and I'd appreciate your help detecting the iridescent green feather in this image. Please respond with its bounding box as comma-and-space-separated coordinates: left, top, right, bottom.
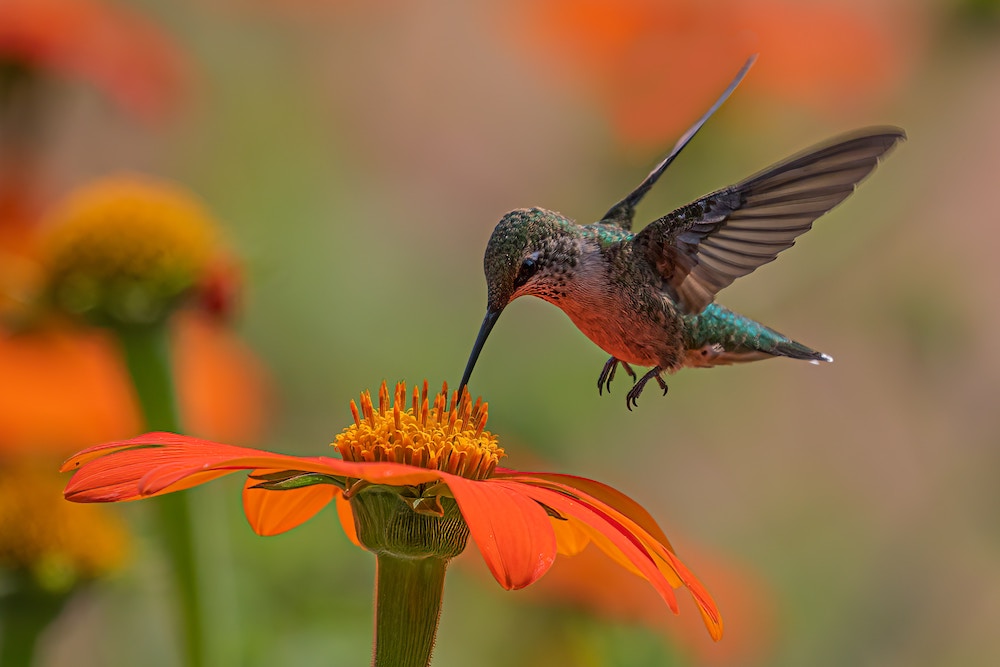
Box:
683, 303, 828, 361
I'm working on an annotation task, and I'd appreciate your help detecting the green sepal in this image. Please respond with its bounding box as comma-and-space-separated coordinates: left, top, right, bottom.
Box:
395, 485, 445, 517
248, 471, 343, 491
408, 495, 445, 517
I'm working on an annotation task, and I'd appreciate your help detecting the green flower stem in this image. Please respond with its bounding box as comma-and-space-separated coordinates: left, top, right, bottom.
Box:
0, 585, 68, 667
116, 324, 179, 432
116, 323, 206, 667
372, 554, 449, 667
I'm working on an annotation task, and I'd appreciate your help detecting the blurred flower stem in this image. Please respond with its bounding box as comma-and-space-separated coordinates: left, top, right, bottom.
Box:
0, 459, 129, 667
117, 324, 178, 432
372, 555, 448, 667
117, 322, 207, 667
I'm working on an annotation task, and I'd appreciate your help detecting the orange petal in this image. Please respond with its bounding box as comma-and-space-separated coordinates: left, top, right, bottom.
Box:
550, 515, 590, 556
496, 470, 674, 550
334, 491, 361, 548
511, 482, 682, 616
63, 431, 447, 503
565, 513, 651, 578
580, 498, 721, 637
61, 432, 251, 500
445, 476, 556, 590
501, 472, 697, 589
580, 495, 723, 642
241, 473, 337, 536
60, 438, 161, 471
520, 474, 724, 640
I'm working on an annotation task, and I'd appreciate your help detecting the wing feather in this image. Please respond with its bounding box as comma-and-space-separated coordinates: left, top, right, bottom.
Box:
632, 127, 905, 313
598, 56, 757, 229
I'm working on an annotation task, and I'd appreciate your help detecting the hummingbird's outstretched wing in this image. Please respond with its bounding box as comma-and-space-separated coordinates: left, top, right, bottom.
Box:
632, 127, 905, 314
597, 55, 757, 231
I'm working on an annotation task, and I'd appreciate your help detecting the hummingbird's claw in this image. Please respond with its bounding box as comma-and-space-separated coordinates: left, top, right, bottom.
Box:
597, 357, 636, 395
597, 358, 613, 394
623, 362, 637, 382
625, 367, 668, 411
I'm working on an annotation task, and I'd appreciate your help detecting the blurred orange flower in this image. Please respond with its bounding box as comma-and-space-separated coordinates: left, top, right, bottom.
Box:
0, 324, 140, 453
497, 0, 922, 147
522, 539, 775, 665
173, 309, 271, 444
0, 0, 190, 120
0, 310, 270, 456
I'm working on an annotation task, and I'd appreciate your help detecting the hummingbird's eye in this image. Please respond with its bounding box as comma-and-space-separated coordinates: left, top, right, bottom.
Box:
513, 253, 540, 289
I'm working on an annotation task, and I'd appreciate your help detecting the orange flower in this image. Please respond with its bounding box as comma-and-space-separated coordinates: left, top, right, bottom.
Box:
172, 310, 271, 444
0, 0, 189, 120
497, 0, 921, 147
62, 381, 723, 641
0, 314, 269, 455
0, 324, 140, 452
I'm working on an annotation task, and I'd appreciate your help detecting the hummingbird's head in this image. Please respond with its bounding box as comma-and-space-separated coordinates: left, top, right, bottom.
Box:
483, 207, 574, 311
460, 208, 573, 391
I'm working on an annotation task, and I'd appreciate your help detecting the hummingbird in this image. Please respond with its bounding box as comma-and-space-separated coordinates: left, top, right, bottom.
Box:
459, 55, 904, 409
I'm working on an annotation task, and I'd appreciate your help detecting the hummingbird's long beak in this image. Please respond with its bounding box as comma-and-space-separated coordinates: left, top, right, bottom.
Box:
459, 309, 501, 394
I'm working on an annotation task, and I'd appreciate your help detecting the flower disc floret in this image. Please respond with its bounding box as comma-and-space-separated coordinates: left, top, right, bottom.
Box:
43, 175, 218, 325
335, 381, 504, 481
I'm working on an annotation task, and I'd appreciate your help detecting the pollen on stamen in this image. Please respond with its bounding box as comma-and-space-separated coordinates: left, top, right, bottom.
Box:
333, 381, 505, 480
368, 393, 378, 422
393, 396, 402, 433
435, 387, 446, 423
475, 406, 489, 438
378, 383, 390, 415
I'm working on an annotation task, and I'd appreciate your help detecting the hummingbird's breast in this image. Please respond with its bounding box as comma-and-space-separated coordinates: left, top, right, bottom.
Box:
543, 240, 685, 369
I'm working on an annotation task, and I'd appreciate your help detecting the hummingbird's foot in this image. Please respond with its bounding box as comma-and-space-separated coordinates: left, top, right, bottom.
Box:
597, 357, 636, 395
626, 367, 668, 411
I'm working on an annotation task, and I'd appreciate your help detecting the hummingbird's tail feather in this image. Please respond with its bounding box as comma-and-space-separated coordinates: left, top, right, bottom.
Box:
682, 303, 831, 368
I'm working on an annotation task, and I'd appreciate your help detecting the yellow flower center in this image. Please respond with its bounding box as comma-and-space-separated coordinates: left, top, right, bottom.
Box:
334, 381, 505, 481
0, 463, 129, 592
42, 175, 218, 325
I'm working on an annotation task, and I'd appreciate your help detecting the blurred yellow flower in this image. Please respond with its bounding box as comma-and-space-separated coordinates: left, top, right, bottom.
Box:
42, 176, 218, 326
0, 460, 128, 592
0, 175, 271, 456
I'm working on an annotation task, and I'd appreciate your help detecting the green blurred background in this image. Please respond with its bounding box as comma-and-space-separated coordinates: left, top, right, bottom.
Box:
4, 0, 1000, 665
